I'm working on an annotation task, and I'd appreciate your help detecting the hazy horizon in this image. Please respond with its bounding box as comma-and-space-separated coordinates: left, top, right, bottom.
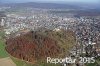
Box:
0, 0, 100, 4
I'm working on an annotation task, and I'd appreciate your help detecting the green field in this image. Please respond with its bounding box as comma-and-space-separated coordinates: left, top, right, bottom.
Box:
0, 39, 9, 58
86, 62, 97, 66
0, 31, 9, 58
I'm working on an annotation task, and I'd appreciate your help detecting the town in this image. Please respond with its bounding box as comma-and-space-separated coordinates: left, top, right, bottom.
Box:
0, 2, 100, 66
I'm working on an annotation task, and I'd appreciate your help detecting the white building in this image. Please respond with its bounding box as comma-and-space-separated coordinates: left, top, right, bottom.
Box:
0, 18, 5, 26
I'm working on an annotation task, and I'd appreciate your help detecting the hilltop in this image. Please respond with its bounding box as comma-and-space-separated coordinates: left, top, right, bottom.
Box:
6, 29, 76, 64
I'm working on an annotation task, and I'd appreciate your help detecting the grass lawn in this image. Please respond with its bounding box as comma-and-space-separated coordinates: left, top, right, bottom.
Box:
86, 63, 97, 66
0, 40, 9, 58
86, 60, 98, 66
11, 57, 33, 66
0, 31, 9, 58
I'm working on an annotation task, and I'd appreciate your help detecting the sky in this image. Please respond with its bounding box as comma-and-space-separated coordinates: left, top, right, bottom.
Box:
0, 0, 100, 4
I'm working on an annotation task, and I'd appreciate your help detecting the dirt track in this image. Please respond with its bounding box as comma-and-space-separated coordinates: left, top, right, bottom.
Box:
0, 57, 16, 66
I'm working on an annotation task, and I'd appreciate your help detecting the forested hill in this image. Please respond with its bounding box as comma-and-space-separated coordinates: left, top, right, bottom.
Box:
6, 30, 76, 63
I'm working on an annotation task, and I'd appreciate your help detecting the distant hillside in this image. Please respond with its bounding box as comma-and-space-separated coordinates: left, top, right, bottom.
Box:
6, 29, 76, 64
0, 2, 81, 9
0, 2, 100, 9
